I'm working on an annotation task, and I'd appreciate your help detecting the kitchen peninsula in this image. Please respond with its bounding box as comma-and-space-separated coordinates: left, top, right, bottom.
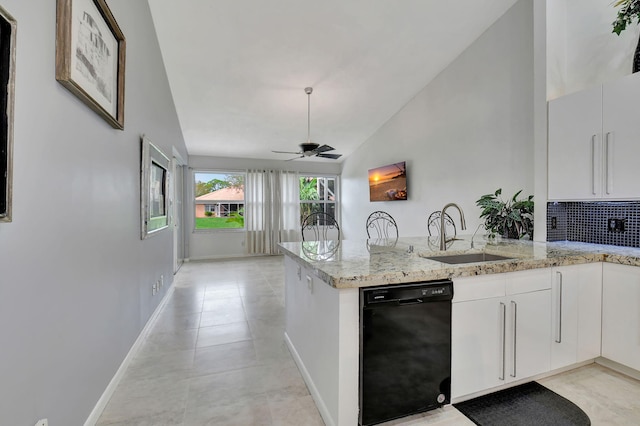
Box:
279, 236, 640, 426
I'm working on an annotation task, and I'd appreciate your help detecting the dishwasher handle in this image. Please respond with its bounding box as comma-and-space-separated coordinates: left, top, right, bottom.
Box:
363, 297, 425, 307
397, 298, 424, 305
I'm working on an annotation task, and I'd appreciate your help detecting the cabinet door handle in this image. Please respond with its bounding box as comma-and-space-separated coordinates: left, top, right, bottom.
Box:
555, 272, 563, 343
605, 132, 613, 195
591, 134, 598, 195
510, 300, 517, 378
499, 302, 506, 381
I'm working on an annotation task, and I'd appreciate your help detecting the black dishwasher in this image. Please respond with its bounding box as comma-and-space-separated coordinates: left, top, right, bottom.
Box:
360, 280, 453, 426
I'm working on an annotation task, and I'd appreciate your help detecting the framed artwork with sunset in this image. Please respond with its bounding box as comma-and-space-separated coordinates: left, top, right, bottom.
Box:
368, 162, 407, 202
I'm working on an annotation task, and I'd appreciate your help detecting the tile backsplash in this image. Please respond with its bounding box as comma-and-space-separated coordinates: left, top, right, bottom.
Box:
547, 201, 640, 247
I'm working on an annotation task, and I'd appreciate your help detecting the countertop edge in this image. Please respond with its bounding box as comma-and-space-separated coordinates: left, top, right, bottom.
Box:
327, 253, 608, 289
279, 239, 640, 289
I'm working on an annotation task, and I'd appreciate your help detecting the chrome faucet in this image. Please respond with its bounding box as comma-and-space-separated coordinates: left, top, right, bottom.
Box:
470, 223, 484, 249
440, 203, 467, 251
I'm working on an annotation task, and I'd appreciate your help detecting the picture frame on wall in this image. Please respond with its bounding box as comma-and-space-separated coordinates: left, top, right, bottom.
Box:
55, 0, 126, 129
140, 135, 170, 239
0, 6, 16, 223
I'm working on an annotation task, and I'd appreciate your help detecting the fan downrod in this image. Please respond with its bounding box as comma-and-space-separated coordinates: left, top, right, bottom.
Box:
271, 86, 342, 160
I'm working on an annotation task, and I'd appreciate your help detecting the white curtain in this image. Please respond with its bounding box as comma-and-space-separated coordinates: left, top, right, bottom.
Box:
245, 169, 300, 254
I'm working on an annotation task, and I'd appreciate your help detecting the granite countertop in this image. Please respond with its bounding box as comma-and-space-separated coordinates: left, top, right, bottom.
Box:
278, 235, 640, 289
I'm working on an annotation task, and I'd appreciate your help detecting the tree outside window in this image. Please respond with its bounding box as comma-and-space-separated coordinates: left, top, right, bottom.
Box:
299, 176, 337, 223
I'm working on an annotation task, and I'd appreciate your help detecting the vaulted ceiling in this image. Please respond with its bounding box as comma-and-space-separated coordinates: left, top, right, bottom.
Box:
148, 0, 519, 162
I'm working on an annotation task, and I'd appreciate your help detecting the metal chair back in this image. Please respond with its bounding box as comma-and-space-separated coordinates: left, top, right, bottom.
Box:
301, 212, 341, 242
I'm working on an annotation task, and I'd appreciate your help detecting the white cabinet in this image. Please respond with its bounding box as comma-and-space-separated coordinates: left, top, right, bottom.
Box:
548, 85, 601, 200
548, 72, 640, 200
452, 293, 503, 396
550, 263, 602, 370
452, 269, 551, 398
602, 263, 640, 371
507, 290, 552, 380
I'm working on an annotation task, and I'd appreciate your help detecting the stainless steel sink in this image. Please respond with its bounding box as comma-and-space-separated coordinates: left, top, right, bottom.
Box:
425, 252, 513, 264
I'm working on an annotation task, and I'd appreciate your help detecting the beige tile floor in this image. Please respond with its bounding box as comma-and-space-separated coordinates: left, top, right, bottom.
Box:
96, 256, 640, 425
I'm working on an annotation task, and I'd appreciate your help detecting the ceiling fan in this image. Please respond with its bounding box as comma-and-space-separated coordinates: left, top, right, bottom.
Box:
272, 87, 342, 161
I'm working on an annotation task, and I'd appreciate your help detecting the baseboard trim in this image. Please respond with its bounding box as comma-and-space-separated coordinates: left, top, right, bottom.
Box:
284, 332, 336, 426
83, 284, 175, 425
451, 359, 596, 404
596, 357, 640, 381
187, 253, 281, 262
545, 359, 595, 378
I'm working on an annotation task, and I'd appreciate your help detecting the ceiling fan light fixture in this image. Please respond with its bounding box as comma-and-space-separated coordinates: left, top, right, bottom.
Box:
299, 142, 319, 152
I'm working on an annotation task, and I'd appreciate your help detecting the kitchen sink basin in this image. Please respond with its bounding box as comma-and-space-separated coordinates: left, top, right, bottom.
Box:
425, 252, 513, 264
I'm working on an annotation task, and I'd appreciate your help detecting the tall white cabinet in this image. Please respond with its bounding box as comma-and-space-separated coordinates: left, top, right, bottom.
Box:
548, 72, 640, 200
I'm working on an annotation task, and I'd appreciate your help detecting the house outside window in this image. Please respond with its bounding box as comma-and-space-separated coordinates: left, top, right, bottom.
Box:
299, 175, 338, 223
194, 171, 245, 230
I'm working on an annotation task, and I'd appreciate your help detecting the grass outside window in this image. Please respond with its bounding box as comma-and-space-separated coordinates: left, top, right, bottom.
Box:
195, 217, 243, 229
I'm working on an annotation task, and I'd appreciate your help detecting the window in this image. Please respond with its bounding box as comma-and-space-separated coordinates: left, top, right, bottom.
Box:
194, 171, 245, 230
141, 136, 170, 239
299, 175, 337, 222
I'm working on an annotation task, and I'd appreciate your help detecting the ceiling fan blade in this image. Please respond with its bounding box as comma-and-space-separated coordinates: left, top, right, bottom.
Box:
285, 155, 304, 161
317, 153, 342, 159
272, 150, 303, 154
315, 144, 335, 153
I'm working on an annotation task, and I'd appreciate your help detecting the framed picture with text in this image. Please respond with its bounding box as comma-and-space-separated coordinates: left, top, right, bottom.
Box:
55, 0, 125, 129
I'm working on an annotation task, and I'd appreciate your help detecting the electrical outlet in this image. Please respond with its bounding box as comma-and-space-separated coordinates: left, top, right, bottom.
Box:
35, 419, 48, 426
607, 218, 626, 233
159, 275, 164, 288
551, 217, 557, 230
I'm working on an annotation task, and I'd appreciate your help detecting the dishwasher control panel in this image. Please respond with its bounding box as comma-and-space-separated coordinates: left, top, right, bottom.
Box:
362, 280, 453, 305
421, 285, 452, 298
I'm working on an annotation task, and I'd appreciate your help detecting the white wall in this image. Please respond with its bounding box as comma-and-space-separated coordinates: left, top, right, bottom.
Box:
341, 0, 535, 241
533, 0, 548, 243
0, 1, 187, 425
187, 156, 340, 259
547, 0, 640, 99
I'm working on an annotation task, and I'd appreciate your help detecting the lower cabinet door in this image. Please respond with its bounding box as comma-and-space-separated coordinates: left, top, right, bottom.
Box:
452, 296, 504, 398
550, 266, 580, 370
452, 290, 551, 399
576, 263, 603, 363
551, 263, 603, 370
602, 263, 640, 371
507, 290, 551, 381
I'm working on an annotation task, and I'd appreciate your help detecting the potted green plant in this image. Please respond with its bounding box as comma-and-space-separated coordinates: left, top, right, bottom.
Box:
612, 0, 640, 73
476, 189, 534, 240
